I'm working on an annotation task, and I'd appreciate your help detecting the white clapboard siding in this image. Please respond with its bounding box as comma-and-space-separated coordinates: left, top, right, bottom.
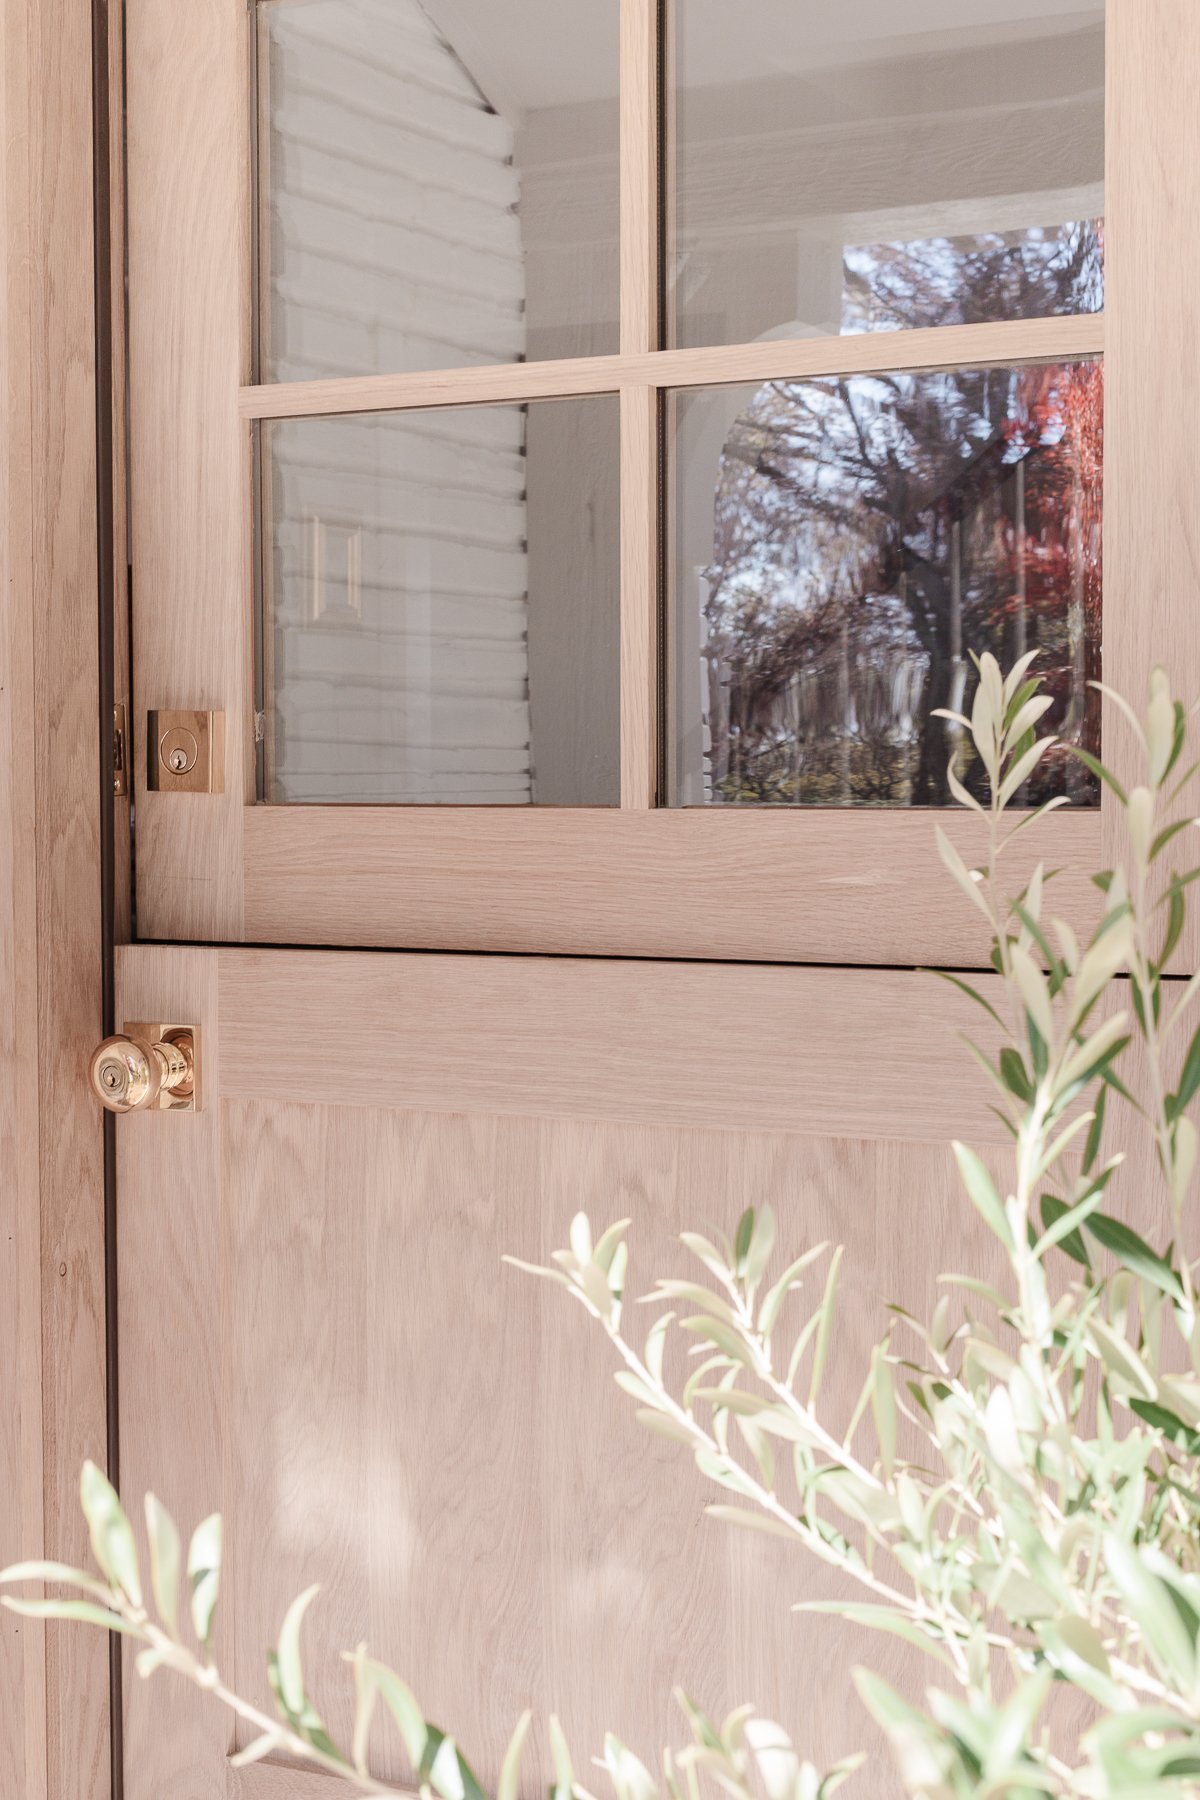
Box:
263, 0, 533, 805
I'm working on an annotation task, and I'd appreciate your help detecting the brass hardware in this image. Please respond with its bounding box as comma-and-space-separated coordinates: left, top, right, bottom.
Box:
89, 1023, 201, 1114
113, 704, 129, 798
147, 709, 225, 794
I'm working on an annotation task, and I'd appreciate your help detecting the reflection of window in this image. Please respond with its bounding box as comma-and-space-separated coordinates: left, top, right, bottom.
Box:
696, 358, 1102, 807
842, 220, 1104, 334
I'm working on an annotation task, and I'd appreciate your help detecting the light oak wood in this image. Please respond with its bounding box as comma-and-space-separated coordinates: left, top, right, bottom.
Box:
1103, 1, 1200, 903
620, 0, 659, 357
215, 946, 1008, 1142
620, 386, 660, 807
1, 0, 108, 1792
240, 313, 1106, 422
0, 8, 48, 1792
243, 802, 1102, 963
228, 1765, 346, 1800
126, 0, 251, 942
115, 944, 1018, 1800
117, 947, 232, 1800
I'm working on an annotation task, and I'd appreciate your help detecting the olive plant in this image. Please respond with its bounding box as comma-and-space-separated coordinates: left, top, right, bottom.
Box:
8, 655, 1200, 1798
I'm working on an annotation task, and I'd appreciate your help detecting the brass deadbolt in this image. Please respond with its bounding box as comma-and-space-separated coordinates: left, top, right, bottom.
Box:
147, 709, 225, 793
89, 1024, 201, 1114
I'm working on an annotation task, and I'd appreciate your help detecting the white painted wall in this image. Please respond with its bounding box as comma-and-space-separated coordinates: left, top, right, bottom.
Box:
261, 0, 534, 804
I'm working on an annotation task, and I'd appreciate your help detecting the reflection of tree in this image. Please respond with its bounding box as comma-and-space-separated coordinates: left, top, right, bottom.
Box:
843, 222, 1104, 334
702, 228, 1104, 807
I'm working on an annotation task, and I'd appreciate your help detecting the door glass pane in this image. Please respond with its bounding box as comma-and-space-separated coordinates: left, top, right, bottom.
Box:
255, 0, 618, 381
668, 360, 1102, 807
669, 1, 1105, 349
259, 396, 620, 804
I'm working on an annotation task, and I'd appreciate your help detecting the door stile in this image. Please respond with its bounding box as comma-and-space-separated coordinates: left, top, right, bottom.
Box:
1103, 0, 1200, 966
116, 945, 233, 1800
126, 0, 252, 945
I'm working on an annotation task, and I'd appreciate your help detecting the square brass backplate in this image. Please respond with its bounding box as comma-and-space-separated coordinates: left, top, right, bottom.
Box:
147, 709, 225, 794
125, 1022, 202, 1113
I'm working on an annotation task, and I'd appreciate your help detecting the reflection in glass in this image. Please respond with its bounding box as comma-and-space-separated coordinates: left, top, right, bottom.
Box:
260, 397, 620, 804
669, 361, 1102, 807
255, 0, 618, 381
670, 0, 1105, 348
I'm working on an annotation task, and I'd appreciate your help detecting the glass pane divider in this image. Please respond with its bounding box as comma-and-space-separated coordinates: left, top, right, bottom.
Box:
620, 384, 661, 809
239, 312, 1104, 422
620, 0, 661, 358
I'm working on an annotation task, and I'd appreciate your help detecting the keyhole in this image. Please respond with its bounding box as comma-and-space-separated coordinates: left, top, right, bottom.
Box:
168, 747, 189, 773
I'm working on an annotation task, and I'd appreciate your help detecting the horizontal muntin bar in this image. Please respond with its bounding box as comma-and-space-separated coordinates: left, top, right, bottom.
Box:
241, 313, 1105, 421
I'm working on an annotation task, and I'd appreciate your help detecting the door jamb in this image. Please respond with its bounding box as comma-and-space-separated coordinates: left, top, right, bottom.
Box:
1, 0, 117, 1796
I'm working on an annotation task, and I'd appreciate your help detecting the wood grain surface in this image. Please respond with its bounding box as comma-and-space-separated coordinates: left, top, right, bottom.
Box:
1103, 0, 1200, 966
243, 803, 1103, 965
126, 0, 251, 942
0, 0, 109, 1794
114, 943, 1022, 1800
240, 314, 1105, 422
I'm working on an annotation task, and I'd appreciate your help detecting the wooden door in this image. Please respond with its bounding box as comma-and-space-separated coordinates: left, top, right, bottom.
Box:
117, 944, 1013, 1798
113, 1, 1200, 1798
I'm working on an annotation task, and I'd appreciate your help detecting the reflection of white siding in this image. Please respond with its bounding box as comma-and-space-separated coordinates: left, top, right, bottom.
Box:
263, 0, 532, 803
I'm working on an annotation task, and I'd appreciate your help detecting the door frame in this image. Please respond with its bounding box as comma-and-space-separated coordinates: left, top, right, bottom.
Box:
0, 0, 117, 1795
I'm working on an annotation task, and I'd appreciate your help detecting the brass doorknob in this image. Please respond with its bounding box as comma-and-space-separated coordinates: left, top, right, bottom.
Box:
89, 1025, 199, 1113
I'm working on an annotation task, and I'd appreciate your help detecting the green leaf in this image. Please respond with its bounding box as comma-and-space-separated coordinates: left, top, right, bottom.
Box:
1151, 816, 1198, 861
635, 1409, 698, 1447
733, 1208, 755, 1275
275, 1583, 319, 1718
1104, 1537, 1197, 1688
423, 1732, 488, 1800
568, 1213, 592, 1264
871, 1348, 896, 1481
807, 1246, 844, 1406
1084, 1213, 1183, 1300
1071, 746, 1128, 805
80, 1461, 142, 1609
603, 1735, 659, 1800
1037, 1194, 1094, 1268
935, 827, 991, 918
592, 1219, 631, 1275
1169, 1022, 1200, 1123
230, 1732, 285, 1769
186, 1512, 222, 1652
743, 1205, 776, 1293
797, 1604, 953, 1668
144, 1495, 181, 1639
497, 1712, 532, 1800
998, 1048, 1033, 1103
1083, 1082, 1107, 1175
361, 1656, 427, 1767
1130, 1398, 1200, 1453
549, 1714, 575, 1800
1, 1596, 147, 1637
952, 1143, 1012, 1248
757, 1244, 829, 1338
925, 969, 1006, 1029
680, 1315, 755, 1368
0, 1559, 118, 1607
1010, 944, 1054, 1047
1158, 879, 1187, 974
1089, 1317, 1157, 1399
